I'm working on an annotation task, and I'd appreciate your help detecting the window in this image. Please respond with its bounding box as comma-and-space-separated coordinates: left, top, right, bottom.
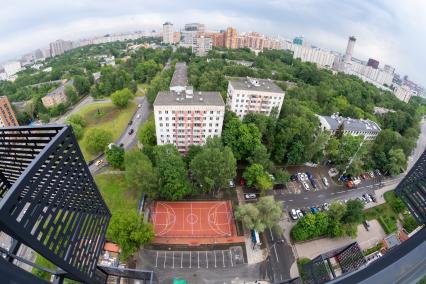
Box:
165, 111, 168, 114
160, 123, 163, 127
159, 117, 163, 121
159, 111, 162, 114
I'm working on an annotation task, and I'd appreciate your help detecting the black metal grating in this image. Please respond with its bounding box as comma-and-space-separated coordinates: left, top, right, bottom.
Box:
395, 149, 426, 224
0, 125, 111, 283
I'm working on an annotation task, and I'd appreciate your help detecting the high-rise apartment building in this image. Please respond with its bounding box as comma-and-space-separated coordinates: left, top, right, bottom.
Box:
224, 27, 238, 49
290, 44, 336, 68
154, 62, 225, 153
49, 39, 73, 57
0, 96, 19, 127
227, 77, 285, 118
2, 61, 21, 77
162, 22, 174, 44
192, 35, 212, 56
181, 23, 205, 46
343, 36, 356, 63
208, 32, 225, 47
394, 85, 415, 103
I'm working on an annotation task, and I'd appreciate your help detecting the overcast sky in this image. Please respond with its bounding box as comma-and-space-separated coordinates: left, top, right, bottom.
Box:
1, 0, 425, 85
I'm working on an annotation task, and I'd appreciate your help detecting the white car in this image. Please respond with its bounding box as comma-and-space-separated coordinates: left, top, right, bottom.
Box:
322, 177, 329, 187
138, 104, 142, 108
245, 193, 257, 199
303, 182, 310, 191
137, 114, 141, 118
296, 209, 304, 219
95, 160, 104, 167
290, 209, 298, 220
323, 203, 330, 211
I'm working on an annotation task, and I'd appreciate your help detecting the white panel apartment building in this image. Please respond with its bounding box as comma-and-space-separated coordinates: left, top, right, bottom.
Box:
317, 114, 381, 141
162, 22, 174, 44
394, 85, 416, 103
290, 44, 336, 69
192, 35, 212, 56
227, 77, 285, 118
154, 62, 225, 153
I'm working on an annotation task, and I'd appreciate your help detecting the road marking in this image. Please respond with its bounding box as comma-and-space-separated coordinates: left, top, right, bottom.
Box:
274, 245, 279, 262
189, 251, 191, 268
181, 251, 183, 268
155, 251, 158, 267
222, 250, 225, 267
229, 249, 234, 267
206, 251, 208, 268
172, 252, 175, 268
198, 251, 200, 268
303, 197, 308, 200
331, 193, 335, 195
214, 250, 217, 268
269, 228, 274, 241
288, 199, 293, 202
163, 251, 167, 268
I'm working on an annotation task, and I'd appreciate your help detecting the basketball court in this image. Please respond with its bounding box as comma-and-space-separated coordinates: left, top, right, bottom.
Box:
151, 201, 242, 245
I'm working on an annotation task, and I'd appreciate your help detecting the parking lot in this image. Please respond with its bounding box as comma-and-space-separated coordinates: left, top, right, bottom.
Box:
144, 247, 245, 270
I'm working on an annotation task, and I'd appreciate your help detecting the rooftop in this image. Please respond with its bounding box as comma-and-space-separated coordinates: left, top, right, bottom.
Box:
319, 114, 381, 133
384, 234, 402, 249
170, 62, 188, 88
154, 91, 224, 107
229, 77, 283, 93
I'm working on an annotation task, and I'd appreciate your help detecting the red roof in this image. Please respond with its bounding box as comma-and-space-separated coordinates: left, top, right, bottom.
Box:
104, 242, 120, 253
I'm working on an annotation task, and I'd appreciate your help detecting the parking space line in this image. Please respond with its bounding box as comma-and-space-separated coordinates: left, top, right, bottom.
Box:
229, 249, 234, 267
214, 250, 217, 268
163, 251, 167, 268
172, 252, 175, 268
189, 251, 191, 268
181, 251, 183, 268
222, 250, 225, 267
206, 251, 208, 268
155, 251, 158, 267
198, 251, 200, 268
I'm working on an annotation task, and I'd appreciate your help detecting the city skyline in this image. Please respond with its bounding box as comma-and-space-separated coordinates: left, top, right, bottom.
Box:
0, 0, 425, 85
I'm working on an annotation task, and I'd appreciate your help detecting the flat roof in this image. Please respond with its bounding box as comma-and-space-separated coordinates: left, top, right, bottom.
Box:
154, 91, 224, 107
229, 77, 283, 93
319, 115, 381, 133
170, 62, 188, 88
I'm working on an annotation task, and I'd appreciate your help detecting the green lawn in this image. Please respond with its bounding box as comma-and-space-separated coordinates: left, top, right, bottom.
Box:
75, 101, 137, 160
95, 173, 138, 214
364, 194, 399, 234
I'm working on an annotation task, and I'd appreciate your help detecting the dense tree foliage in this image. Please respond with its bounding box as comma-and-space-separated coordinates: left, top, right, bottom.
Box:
83, 128, 113, 154
66, 114, 86, 139
138, 115, 156, 146
107, 209, 154, 260
243, 163, 273, 192
111, 88, 133, 108
190, 138, 237, 194
105, 144, 125, 169
124, 150, 158, 198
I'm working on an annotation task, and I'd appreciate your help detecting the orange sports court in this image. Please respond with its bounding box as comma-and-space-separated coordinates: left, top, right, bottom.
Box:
151, 201, 244, 245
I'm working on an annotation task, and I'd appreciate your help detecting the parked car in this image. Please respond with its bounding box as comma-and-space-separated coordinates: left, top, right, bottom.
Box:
119, 143, 124, 147
290, 209, 298, 220
229, 180, 236, 188
369, 194, 377, 202
374, 169, 382, 176
363, 220, 370, 231
137, 114, 141, 119
296, 209, 304, 219
322, 177, 329, 187
128, 129, 134, 135
369, 171, 375, 178
245, 193, 257, 199
290, 175, 298, 181
311, 207, 318, 214
323, 203, 330, 211
128, 120, 133, 126
138, 104, 142, 108
301, 209, 307, 216
310, 179, 317, 189
95, 159, 104, 167
306, 172, 313, 180
302, 182, 310, 191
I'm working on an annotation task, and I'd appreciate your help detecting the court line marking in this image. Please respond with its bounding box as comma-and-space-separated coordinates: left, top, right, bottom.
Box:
214, 250, 217, 268
172, 251, 175, 268
229, 250, 233, 267
181, 251, 183, 268
222, 250, 225, 267
198, 251, 200, 268
206, 251, 208, 268
163, 251, 167, 268
155, 251, 158, 267
189, 251, 192, 268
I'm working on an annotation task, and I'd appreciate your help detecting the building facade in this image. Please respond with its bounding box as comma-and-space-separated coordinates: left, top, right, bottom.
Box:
344, 36, 356, 63
2, 61, 21, 77
192, 35, 212, 56
181, 23, 205, 46
367, 58, 380, 69
227, 77, 285, 118
154, 62, 225, 153
224, 27, 238, 49
317, 114, 381, 141
49, 39, 73, 57
394, 85, 415, 103
162, 22, 174, 44
41, 81, 73, 108
0, 96, 19, 127
290, 44, 336, 68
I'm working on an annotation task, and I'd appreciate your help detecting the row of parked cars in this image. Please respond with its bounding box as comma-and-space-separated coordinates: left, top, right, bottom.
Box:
290, 172, 329, 191
342, 170, 382, 188
290, 202, 330, 220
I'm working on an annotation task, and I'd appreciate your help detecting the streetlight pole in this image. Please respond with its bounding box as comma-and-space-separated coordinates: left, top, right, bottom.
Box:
339, 140, 364, 182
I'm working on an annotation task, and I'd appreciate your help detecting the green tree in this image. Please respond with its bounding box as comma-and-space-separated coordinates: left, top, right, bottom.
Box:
256, 196, 283, 230
385, 148, 407, 176
134, 60, 161, 83
190, 138, 237, 194
105, 144, 125, 169
274, 169, 290, 185
124, 150, 158, 197
111, 88, 133, 108
247, 144, 273, 172
84, 128, 113, 154
107, 209, 154, 260
153, 145, 192, 200
343, 200, 364, 224
138, 116, 156, 146
65, 85, 78, 104
235, 203, 265, 232
73, 75, 91, 95
243, 163, 273, 191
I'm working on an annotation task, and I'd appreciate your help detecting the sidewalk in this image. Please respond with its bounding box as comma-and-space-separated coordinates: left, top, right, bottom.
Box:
236, 187, 266, 264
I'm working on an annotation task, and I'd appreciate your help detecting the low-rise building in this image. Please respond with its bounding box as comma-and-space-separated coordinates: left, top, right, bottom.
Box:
42, 80, 73, 108
227, 77, 285, 118
0, 96, 19, 127
154, 62, 225, 153
317, 113, 381, 141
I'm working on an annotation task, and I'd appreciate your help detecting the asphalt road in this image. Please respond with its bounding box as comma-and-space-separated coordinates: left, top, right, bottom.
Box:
89, 95, 150, 174
261, 228, 295, 283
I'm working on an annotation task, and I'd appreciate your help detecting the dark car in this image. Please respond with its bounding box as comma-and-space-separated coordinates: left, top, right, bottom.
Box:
306, 172, 313, 180
369, 194, 377, 202
119, 143, 124, 147
128, 120, 133, 126
290, 175, 298, 181
310, 179, 317, 189
128, 129, 134, 135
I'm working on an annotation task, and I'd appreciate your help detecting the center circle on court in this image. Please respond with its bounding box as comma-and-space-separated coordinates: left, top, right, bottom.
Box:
186, 213, 199, 225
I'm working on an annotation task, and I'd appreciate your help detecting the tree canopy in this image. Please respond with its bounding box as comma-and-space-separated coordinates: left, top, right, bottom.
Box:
111, 88, 133, 108
84, 128, 113, 155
